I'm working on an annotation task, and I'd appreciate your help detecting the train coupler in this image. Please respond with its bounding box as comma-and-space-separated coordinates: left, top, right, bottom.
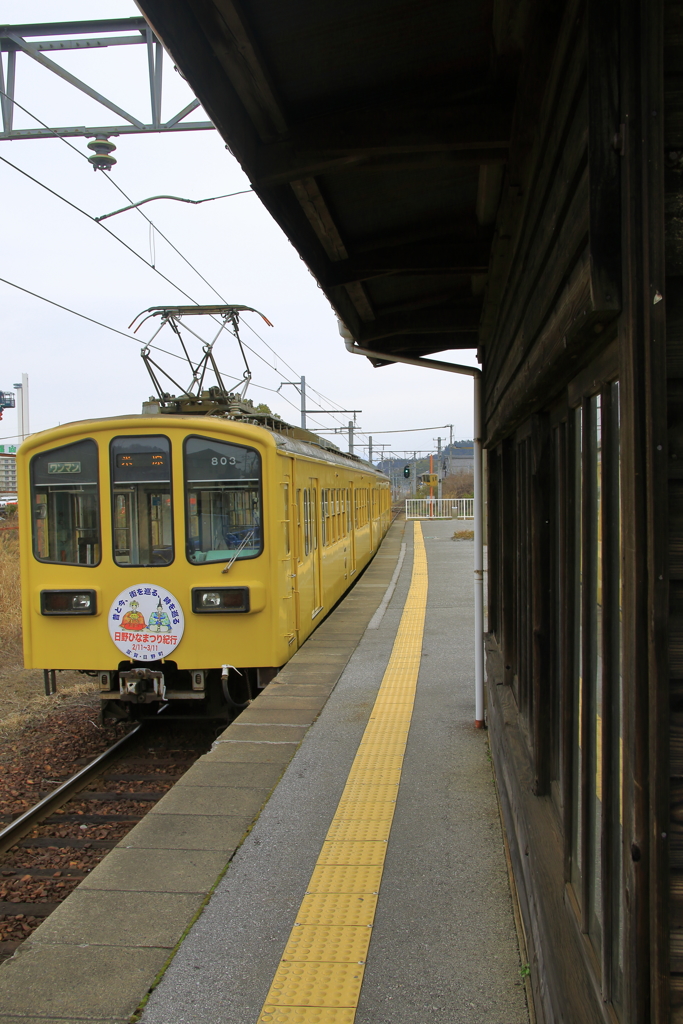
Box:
118, 668, 166, 703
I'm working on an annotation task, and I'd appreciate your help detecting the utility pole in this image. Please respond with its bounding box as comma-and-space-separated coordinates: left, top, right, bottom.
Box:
13, 374, 29, 442
278, 376, 307, 428
368, 436, 373, 464
278, 378, 360, 432
348, 420, 355, 455
434, 436, 443, 498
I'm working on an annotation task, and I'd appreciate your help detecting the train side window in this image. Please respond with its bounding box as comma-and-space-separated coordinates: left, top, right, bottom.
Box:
283, 483, 290, 555
111, 435, 173, 567
321, 488, 328, 547
184, 436, 262, 564
303, 488, 311, 555
335, 489, 341, 541
296, 489, 302, 560
31, 439, 100, 566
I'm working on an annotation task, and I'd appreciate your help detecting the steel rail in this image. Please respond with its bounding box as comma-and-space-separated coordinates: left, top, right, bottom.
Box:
0, 724, 142, 856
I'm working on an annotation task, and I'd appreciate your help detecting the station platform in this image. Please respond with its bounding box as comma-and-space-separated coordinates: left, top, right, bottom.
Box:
0, 517, 530, 1024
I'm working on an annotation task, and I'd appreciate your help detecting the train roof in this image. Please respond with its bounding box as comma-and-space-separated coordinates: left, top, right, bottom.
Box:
18, 413, 389, 480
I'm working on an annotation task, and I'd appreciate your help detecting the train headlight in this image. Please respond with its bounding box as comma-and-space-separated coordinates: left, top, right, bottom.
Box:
41, 590, 97, 615
192, 587, 250, 613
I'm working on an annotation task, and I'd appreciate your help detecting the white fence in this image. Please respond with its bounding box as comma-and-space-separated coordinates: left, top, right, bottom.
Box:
454, 498, 474, 519
405, 498, 474, 520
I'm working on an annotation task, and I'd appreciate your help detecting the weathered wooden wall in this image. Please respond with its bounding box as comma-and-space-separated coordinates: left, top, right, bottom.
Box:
484, 1, 671, 1022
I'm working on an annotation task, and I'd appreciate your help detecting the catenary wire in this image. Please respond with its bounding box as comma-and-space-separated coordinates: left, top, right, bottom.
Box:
0, 91, 356, 428
0, 154, 313, 421
0, 274, 303, 420
0, 92, 370, 430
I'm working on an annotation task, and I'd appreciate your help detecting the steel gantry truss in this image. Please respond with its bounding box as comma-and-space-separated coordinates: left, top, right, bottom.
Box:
0, 18, 214, 141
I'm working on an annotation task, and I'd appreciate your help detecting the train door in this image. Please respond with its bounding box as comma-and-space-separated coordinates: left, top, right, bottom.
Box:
280, 461, 298, 646
370, 487, 377, 550
309, 477, 323, 617
348, 483, 357, 575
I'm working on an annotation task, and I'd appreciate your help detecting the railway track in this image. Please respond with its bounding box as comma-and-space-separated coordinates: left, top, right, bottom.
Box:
0, 721, 214, 960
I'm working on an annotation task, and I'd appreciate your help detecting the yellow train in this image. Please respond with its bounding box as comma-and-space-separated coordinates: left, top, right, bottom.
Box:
18, 399, 391, 721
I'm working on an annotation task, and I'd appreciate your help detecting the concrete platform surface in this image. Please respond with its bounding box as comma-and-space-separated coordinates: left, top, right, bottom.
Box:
0, 521, 406, 1024
140, 519, 529, 1024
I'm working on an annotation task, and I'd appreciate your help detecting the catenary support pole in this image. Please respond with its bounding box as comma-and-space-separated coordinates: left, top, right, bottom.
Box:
300, 376, 306, 430
339, 324, 485, 729
473, 375, 484, 727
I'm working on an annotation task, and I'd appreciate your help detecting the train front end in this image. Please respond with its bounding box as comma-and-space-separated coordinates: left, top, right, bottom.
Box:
18, 416, 283, 720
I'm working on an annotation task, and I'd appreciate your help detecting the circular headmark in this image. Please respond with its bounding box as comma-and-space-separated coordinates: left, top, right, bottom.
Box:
108, 584, 184, 662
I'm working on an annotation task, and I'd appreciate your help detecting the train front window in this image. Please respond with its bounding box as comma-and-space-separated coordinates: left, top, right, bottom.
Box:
111, 436, 173, 566
31, 439, 100, 565
184, 436, 262, 564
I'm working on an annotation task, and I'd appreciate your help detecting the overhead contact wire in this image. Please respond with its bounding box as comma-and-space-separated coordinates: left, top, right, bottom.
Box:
0, 91, 351, 430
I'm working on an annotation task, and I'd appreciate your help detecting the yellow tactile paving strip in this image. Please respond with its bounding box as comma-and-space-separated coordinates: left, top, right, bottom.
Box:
257, 522, 427, 1024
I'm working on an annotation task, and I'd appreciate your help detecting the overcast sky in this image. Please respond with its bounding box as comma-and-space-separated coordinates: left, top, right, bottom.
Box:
0, 1, 478, 462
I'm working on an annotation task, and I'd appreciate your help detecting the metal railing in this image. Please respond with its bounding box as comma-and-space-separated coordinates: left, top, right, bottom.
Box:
404, 497, 474, 519
454, 498, 474, 519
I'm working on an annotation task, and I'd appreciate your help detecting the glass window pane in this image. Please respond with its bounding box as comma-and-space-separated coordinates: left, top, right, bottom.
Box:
31, 439, 100, 565
112, 435, 173, 566
184, 436, 261, 564
571, 406, 583, 894
609, 381, 624, 1008
587, 394, 604, 952
283, 483, 290, 555
304, 489, 310, 556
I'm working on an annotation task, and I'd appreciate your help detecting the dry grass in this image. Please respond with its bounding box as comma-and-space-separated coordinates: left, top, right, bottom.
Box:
453, 529, 475, 541
442, 469, 474, 499
0, 512, 99, 736
0, 679, 101, 742
0, 514, 21, 660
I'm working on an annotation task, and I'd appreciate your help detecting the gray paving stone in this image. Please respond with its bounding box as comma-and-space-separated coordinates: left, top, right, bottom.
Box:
221, 723, 308, 743
146, 782, 271, 817
235, 706, 320, 726
174, 761, 283, 790
244, 696, 327, 711
202, 740, 301, 761
78, 847, 227, 893
120, 811, 254, 851
0, 1018, 117, 1023
29, 889, 204, 948
0, 944, 169, 1018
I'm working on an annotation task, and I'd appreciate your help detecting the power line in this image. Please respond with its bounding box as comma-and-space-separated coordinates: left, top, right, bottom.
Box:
0, 91, 355, 430
0, 274, 300, 417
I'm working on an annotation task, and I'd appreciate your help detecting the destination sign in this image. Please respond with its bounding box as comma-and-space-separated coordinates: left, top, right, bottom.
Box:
116, 452, 166, 469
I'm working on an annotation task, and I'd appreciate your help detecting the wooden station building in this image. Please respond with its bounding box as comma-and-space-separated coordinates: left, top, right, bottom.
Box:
136, 1, 683, 1021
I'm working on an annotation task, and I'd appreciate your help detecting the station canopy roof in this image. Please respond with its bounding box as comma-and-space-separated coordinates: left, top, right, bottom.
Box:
137, 0, 526, 362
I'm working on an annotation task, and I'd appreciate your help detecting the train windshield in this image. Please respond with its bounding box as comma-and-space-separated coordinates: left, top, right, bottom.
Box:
184, 436, 262, 564
111, 436, 173, 566
31, 439, 100, 565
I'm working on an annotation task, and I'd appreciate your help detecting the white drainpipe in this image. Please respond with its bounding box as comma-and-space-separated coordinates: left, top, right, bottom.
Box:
339, 323, 485, 729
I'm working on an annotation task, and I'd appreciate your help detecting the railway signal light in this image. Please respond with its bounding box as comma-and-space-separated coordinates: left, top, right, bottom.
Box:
403, 465, 410, 478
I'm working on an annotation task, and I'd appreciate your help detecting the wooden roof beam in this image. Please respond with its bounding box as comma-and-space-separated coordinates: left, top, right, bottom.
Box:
253, 100, 512, 185
324, 241, 491, 286
355, 305, 482, 344
256, 148, 508, 186
187, 0, 288, 142
359, 332, 481, 357
290, 177, 348, 261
